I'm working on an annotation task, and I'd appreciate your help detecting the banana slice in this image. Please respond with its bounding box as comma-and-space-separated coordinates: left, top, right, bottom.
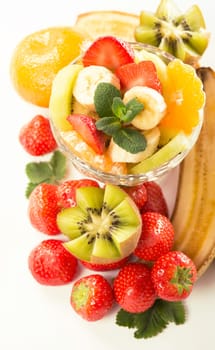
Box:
123, 86, 166, 130
73, 65, 120, 110
107, 127, 160, 163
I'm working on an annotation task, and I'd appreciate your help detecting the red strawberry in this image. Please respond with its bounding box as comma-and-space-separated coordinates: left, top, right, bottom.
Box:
19, 114, 57, 156
115, 61, 162, 93
113, 262, 156, 313
134, 212, 174, 262
141, 181, 169, 217
67, 114, 106, 154
80, 256, 130, 271
71, 274, 114, 321
82, 36, 135, 71
57, 179, 100, 208
28, 239, 77, 286
151, 251, 197, 301
28, 183, 60, 235
123, 183, 147, 210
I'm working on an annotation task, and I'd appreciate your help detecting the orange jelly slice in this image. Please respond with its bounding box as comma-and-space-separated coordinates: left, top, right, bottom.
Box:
159, 59, 205, 136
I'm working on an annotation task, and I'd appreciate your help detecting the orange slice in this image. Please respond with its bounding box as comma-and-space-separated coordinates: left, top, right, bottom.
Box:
159, 59, 205, 136
74, 11, 139, 42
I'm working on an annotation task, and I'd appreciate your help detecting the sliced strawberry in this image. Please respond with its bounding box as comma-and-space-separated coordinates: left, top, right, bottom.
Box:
82, 36, 135, 71
67, 114, 106, 154
115, 61, 162, 93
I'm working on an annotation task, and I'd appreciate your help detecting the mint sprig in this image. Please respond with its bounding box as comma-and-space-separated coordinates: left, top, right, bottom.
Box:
94, 83, 146, 154
25, 150, 66, 198
116, 299, 186, 339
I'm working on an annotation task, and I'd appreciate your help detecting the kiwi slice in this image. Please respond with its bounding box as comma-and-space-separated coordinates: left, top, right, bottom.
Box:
129, 132, 189, 174
57, 184, 142, 264
135, 0, 209, 62
49, 63, 83, 131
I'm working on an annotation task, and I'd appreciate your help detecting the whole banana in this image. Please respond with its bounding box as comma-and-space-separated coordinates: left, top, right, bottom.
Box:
172, 67, 215, 278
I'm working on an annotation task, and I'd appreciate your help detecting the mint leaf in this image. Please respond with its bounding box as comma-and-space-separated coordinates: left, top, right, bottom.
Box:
25, 150, 67, 198
113, 128, 147, 154
116, 299, 186, 339
111, 97, 127, 119
50, 150, 67, 181
123, 98, 144, 123
96, 117, 121, 136
94, 82, 121, 118
26, 162, 53, 184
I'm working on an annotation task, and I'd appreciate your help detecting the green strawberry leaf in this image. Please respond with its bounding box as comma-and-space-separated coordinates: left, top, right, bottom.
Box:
25, 150, 67, 198
113, 128, 147, 154
94, 82, 121, 118
96, 116, 121, 136
50, 150, 67, 181
116, 299, 186, 339
26, 162, 53, 184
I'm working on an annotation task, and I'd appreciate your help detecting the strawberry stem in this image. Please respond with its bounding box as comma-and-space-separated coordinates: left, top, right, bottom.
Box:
170, 266, 193, 295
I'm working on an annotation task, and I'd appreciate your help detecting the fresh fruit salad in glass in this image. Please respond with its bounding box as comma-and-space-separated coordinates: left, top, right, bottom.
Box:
49, 36, 205, 185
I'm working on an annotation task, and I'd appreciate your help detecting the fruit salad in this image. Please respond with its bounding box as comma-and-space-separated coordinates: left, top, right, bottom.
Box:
49, 35, 205, 184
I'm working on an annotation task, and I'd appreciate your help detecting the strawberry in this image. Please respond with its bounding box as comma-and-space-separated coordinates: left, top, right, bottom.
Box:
113, 262, 156, 313
141, 181, 169, 217
123, 183, 147, 210
19, 114, 57, 156
67, 114, 106, 154
82, 36, 135, 71
28, 183, 60, 235
151, 251, 197, 301
28, 239, 77, 285
115, 61, 162, 93
71, 274, 114, 321
134, 212, 174, 262
80, 256, 130, 271
57, 179, 100, 208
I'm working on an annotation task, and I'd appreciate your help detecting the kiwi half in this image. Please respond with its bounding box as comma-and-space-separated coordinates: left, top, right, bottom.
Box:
57, 184, 142, 264
135, 0, 209, 63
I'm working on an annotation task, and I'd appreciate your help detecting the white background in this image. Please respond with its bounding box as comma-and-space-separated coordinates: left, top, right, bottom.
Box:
1, 1, 215, 349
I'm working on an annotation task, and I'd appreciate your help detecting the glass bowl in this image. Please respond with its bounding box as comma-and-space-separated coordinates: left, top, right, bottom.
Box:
50, 42, 204, 186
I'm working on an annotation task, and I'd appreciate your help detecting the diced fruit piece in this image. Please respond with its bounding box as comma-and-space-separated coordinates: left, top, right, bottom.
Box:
57, 179, 100, 208
135, 0, 209, 64
28, 239, 77, 285
113, 262, 156, 313
129, 132, 189, 174
80, 256, 130, 271
82, 36, 135, 70
71, 274, 114, 321
159, 59, 205, 134
57, 184, 142, 264
151, 251, 197, 301
134, 212, 174, 261
28, 183, 60, 235
141, 181, 169, 216
49, 63, 83, 131
59, 130, 128, 175
123, 86, 166, 130
115, 61, 162, 93
73, 65, 120, 110
19, 115, 57, 156
67, 114, 106, 154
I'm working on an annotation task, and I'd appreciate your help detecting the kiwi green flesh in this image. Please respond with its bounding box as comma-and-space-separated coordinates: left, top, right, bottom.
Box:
155, 0, 181, 22
102, 184, 127, 211
76, 186, 104, 213
60, 184, 142, 264
183, 5, 206, 30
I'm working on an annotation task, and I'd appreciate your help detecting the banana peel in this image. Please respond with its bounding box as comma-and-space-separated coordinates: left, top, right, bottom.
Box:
172, 67, 215, 278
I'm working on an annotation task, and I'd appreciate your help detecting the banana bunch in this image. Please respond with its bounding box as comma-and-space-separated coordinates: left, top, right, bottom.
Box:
172, 67, 215, 278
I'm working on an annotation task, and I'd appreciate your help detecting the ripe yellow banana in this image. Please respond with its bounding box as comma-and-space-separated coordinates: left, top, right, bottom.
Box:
172, 67, 215, 278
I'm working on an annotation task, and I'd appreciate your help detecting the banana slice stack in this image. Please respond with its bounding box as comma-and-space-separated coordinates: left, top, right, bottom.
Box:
172, 68, 215, 278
